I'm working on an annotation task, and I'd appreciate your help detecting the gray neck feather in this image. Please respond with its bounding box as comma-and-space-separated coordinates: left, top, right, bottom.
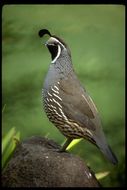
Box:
43, 50, 73, 90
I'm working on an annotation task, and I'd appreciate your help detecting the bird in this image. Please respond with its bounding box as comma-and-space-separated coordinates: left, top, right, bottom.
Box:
38, 29, 118, 165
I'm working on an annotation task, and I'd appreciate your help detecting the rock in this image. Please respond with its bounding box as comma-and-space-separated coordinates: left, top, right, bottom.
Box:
2, 136, 100, 187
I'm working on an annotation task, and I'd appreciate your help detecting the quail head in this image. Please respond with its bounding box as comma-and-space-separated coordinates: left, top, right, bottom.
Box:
38, 29, 118, 165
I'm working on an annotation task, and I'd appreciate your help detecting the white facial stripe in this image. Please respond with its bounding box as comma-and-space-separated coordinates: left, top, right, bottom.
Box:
50, 37, 66, 49
51, 45, 61, 63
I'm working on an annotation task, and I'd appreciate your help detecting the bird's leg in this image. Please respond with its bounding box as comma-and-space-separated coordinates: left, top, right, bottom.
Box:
60, 138, 73, 152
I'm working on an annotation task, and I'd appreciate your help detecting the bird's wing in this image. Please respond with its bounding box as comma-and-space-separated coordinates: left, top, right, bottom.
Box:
58, 72, 99, 131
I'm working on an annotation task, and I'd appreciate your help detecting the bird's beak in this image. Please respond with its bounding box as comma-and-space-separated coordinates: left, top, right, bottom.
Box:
44, 42, 48, 46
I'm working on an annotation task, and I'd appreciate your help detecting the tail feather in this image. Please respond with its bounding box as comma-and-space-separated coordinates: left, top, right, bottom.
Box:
94, 132, 118, 165
100, 144, 118, 165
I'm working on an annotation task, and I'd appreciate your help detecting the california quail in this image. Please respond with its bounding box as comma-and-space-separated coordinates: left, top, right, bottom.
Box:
38, 29, 118, 165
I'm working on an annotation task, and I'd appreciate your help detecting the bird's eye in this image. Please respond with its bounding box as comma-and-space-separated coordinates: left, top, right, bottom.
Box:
54, 42, 58, 46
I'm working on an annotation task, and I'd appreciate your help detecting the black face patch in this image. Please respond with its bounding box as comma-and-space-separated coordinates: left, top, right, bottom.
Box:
47, 44, 58, 60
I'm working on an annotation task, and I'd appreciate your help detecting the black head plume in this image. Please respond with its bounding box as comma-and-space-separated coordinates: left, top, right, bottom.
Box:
38, 29, 51, 38
38, 29, 71, 58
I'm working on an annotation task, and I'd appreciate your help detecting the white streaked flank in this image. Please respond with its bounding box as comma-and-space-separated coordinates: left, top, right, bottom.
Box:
47, 103, 52, 108
47, 107, 52, 112
53, 109, 62, 118
52, 97, 62, 108
50, 104, 57, 109
59, 108, 68, 121
47, 92, 52, 97
85, 128, 93, 137
53, 93, 62, 101
46, 98, 50, 102
51, 86, 59, 94
54, 85, 59, 91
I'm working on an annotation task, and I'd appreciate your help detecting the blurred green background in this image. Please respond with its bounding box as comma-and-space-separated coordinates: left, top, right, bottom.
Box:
2, 5, 125, 187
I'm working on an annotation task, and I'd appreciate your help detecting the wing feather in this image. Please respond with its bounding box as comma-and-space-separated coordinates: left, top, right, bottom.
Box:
58, 72, 99, 131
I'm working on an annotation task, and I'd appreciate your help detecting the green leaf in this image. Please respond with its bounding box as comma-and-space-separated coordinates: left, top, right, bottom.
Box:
2, 128, 20, 169
66, 139, 82, 150
95, 171, 110, 180
2, 127, 15, 154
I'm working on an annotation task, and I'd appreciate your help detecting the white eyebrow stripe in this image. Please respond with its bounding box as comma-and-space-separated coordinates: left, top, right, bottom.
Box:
50, 37, 66, 49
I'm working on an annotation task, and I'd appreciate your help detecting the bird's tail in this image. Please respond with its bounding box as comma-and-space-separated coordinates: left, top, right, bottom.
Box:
94, 132, 118, 165
99, 144, 118, 165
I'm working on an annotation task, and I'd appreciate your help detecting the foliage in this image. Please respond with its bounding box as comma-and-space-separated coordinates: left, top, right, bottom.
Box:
2, 127, 20, 170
